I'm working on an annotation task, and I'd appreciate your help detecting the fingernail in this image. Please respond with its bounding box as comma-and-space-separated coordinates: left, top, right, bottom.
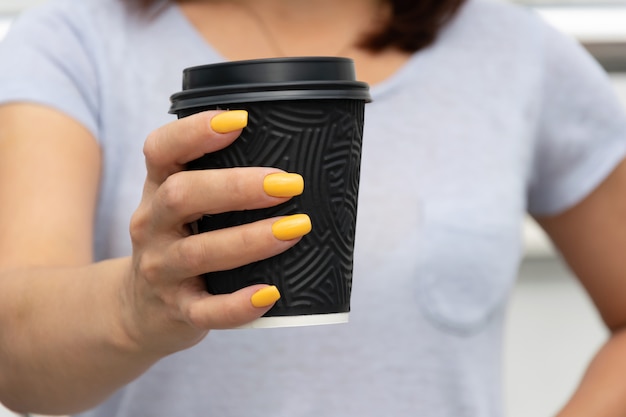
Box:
251, 285, 281, 308
272, 214, 312, 241
210, 110, 248, 134
263, 173, 304, 198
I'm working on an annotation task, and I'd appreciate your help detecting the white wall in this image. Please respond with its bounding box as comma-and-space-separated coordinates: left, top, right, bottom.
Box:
0, 0, 47, 14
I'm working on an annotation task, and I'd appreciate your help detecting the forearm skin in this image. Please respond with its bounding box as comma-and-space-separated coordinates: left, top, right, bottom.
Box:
0, 258, 160, 415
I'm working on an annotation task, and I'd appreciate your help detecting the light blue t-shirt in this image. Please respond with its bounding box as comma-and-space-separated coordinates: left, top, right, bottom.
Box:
1, 0, 625, 416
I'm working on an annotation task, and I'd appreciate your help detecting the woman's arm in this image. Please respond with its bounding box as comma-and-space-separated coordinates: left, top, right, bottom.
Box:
535, 157, 626, 416
0, 104, 306, 414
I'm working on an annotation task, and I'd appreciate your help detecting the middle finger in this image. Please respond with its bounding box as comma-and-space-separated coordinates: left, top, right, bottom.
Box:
151, 167, 305, 231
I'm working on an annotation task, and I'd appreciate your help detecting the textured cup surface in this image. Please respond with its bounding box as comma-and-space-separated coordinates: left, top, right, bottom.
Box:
170, 58, 370, 325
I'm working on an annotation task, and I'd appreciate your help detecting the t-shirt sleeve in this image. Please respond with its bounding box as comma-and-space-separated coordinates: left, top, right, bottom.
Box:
527, 17, 626, 216
0, 2, 100, 138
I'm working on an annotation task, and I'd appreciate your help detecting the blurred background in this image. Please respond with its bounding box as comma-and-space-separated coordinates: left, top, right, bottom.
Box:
1, 0, 625, 416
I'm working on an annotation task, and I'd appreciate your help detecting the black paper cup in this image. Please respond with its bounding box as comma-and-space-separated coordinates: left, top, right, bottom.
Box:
169, 57, 370, 328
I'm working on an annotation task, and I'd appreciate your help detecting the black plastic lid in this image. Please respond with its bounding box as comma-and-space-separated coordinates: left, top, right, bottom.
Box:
169, 57, 371, 113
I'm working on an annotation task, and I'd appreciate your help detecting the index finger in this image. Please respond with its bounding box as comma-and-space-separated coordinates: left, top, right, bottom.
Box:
143, 110, 248, 185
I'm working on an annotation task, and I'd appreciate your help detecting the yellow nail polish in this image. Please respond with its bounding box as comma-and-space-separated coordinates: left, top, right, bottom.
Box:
272, 214, 312, 241
263, 173, 304, 198
210, 110, 248, 134
251, 285, 281, 308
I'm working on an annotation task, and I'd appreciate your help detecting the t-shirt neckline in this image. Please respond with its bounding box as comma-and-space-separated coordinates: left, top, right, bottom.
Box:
167, 2, 423, 101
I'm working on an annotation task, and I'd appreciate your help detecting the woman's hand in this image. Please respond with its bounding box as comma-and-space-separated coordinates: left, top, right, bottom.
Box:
0, 105, 310, 414
123, 110, 310, 353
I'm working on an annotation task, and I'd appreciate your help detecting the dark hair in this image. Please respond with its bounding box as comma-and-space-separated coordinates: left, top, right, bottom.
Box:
362, 0, 467, 53
130, 0, 467, 53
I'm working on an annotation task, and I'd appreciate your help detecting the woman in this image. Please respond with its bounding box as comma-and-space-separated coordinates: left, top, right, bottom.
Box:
0, 0, 625, 416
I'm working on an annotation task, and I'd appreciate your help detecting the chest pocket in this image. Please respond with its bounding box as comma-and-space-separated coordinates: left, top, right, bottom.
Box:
414, 199, 524, 335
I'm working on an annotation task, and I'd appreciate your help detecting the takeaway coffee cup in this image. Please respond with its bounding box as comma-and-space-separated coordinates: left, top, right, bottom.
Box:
169, 57, 371, 328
